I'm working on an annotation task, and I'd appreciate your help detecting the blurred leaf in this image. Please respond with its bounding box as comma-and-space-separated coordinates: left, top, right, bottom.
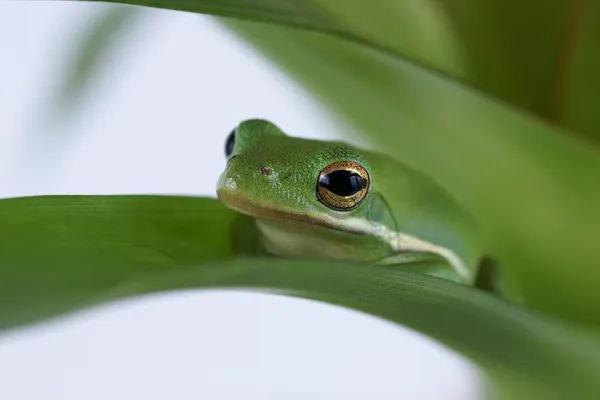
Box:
57, 4, 144, 111
308, 0, 468, 79
0, 195, 258, 328
53, 0, 475, 135
216, 19, 600, 327
76, 0, 600, 146
1, 195, 600, 399
437, 0, 571, 123
80, 0, 466, 76
57, 0, 469, 126
563, 1, 600, 143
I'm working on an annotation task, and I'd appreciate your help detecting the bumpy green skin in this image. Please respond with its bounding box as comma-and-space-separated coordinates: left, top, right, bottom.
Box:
217, 119, 482, 284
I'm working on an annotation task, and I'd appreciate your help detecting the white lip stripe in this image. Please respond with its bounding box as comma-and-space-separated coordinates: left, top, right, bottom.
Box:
389, 233, 471, 280
330, 216, 471, 281
219, 188, 471, 280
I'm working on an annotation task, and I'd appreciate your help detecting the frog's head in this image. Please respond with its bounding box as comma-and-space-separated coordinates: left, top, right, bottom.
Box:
216, 119, 397, 235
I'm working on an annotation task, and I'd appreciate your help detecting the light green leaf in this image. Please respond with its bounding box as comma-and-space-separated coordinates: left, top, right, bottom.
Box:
1, 195, 599, 400
307, 0, 468, 79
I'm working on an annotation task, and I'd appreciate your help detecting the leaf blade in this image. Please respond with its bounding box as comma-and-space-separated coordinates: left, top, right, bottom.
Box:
77, 0, 463, 76
437, 0, 571, 122
563, 1, 600, 143
0, 195, 254, 327
0, 196, 599, 399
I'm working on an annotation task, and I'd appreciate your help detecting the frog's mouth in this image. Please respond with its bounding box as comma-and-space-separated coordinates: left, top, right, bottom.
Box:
216, 186, 367, 236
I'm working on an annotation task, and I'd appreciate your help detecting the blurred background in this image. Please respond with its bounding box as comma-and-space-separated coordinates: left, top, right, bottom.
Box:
1, 2, 480, 399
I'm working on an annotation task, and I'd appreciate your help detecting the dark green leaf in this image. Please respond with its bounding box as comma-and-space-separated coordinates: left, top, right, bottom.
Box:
437, 0, 571, 123
563, 1, 600, 143
1, 195, 599, 399
308, 0, 469, 79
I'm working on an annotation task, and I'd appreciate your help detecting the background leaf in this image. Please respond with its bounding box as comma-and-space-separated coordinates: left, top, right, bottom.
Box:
437, 0, 571, 123
2, 195, 600, 399
78, 0, 600, 144
56, 4, 144, 112
79, 0, 466, 77
563, 1, 600, 143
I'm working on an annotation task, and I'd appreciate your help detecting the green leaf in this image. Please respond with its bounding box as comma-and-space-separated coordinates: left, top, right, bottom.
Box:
78, 0, 466, 77
55, 0, 470, 140
124, 261, 600, 400
437, 0, 571, 123
307, 0, 469, 79
1, 195, 600, 399
56, 0, 471, 124
0, 195, 258, 328
438, 0, 600, 146
76, 0, 600, 141
563, 1, 600, 143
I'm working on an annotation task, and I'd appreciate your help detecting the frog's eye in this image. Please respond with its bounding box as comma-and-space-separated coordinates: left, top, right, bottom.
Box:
316, 161, 370, 211
225, 129, 236, 158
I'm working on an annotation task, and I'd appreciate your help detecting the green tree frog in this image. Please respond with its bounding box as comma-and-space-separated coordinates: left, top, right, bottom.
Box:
217, 119, 484, 285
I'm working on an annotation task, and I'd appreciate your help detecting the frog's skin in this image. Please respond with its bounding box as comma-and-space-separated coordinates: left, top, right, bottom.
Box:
217, 119, 483, 285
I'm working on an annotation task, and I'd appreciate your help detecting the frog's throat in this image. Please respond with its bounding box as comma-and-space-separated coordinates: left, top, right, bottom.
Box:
217, 189, 471, 281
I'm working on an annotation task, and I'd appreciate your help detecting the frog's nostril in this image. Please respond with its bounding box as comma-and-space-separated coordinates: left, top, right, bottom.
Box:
261, 166, 272, 176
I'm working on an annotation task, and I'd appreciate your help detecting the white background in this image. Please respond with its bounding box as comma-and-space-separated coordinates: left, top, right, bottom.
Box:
1, 2, 481, 399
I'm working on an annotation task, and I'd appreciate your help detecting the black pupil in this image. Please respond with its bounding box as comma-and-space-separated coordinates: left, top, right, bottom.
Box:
225, 129, 236, 157
319, 170, 365, 196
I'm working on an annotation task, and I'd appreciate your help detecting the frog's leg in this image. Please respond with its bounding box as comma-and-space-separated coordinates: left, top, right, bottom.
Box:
370, 252, 466, 283
474, 256, 504, 295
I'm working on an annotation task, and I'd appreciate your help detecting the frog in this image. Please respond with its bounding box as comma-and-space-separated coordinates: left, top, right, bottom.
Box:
217, 119, 489, 286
